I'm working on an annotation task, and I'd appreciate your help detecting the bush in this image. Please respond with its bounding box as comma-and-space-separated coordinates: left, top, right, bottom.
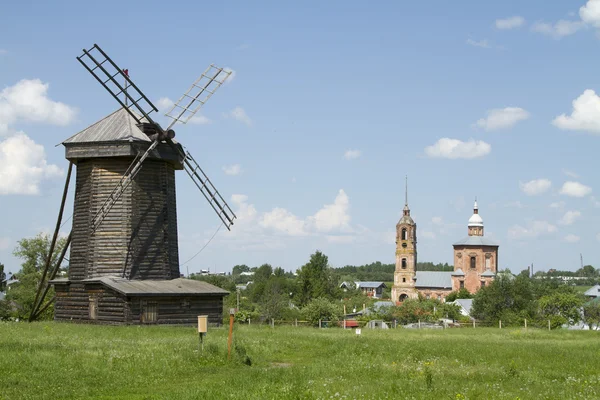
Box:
301, 297, 343, 326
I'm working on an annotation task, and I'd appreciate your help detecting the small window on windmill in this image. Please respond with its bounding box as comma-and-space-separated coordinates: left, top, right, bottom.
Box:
89, 295, 98, 320
142, 301, 158, 323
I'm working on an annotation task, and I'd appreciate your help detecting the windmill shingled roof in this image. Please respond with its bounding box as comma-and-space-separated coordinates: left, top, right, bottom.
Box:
80, 277, 229, 296
62, 108, 151, 144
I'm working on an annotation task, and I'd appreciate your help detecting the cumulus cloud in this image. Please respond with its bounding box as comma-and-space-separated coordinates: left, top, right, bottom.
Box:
425, 138, 491, 159
559, 210, 582, 225
550, 201, 566, 209
531, 20, 586, 38
496, 16, 525, 30
560, 181, 592, 197
224, 106, 252, 126
508, 220, 558, 240
260, 208, 307, 236
564, 234, 580, 243
307, 189, 351, 233
580, 0, 600, 28
552, 89, 600, 133
563, 169, 579, 179
466, 39, 491, 48
421, 231, 436, 239
519, 179, 551, 196
344, 149, 361, 160
222, 164, 242, 176
0, 79, 76, 129
475, 107, 529, 131
156, 97, 174, 111
0, 132, 63, 195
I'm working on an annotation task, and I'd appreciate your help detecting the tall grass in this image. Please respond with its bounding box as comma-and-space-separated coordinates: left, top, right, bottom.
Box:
0, 322, 598, 399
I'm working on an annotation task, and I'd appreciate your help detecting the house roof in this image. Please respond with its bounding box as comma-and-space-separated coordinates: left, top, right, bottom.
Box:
355, 281, 386, 289
63, 108, 152, 144
415, 271, 452, 289
584, 284, 600, 297
51, 277, 229, 297
452, 299, 474, 315
453, 236, 499, 247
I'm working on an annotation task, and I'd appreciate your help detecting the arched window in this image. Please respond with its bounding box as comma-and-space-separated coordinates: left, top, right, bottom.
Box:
399, 294, 408, 302
401, 228, 407, 241
470, 256, 476, 269
402, 259, 407, 269
402, 277, 406, 283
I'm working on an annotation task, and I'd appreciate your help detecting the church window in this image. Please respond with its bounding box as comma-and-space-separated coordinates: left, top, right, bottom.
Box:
402, 259, 407, 269
470, 256, 476, 269
402, 277, 406, 283
485, 256, 491, 270
402, 242, 407, 248
401, 228, 407, 241
481, 281, 485, 288
459, 281, 465, 289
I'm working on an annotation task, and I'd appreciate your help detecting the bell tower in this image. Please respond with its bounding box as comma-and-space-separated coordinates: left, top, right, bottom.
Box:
391, 176, 418, 303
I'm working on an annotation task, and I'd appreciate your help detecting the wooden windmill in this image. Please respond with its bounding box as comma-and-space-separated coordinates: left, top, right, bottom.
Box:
30, 44, 235, 325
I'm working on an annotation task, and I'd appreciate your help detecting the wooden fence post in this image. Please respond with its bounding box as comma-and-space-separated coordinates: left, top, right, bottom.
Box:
319, 319, 322, 329
295, 318, 298, 327
499, 320, 502, 329
524, 319, 527, 330
418, 319, 421, 329
271, 318, 274, 328
548, 320, 551, 331
248, 318, 251, 326
472, 319, 475, 328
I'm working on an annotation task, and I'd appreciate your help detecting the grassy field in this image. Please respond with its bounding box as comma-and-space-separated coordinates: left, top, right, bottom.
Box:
0, 322, 599, 399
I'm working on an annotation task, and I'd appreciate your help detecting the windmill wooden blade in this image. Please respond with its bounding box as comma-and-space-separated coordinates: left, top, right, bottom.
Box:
77, 44, 159, 126
90, 141, 160, 233
164, 64, 231, 131
181, 148, 236, 230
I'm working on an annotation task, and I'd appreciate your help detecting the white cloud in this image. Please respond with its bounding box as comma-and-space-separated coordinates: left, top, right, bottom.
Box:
466, 39, 491, 48
308, 189, 351, 232
475, 107, 529, 131
0, 237, 10, 250
224, 106, 252, 127
550, 201, 566, 209
425, 138, 491, 159
580, 0, 600, 28
326, 235, 357, 244
563, 169, 579, 179
344, 149, 361, 160
559, 210, 582, 225
223, 67, 236, 84
421, 231, 436, 239
260, 208, 306, 236
496, 16, 525, 30
188, 115, 211, 125
431, 216, 443, 225
552, 89, 600, 133
531, 20, 585, 38
0, 79, 76, 129
564, 234, 580, 243
156, 97, 174, 111
0, 132, 63, 195
222, 164, 242, 176
519, 179, 552, 196
508, 220, 558, 240
560, 181, 592, 197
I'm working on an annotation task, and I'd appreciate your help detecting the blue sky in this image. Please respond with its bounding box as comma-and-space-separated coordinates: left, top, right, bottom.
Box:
1, 0, 600, 276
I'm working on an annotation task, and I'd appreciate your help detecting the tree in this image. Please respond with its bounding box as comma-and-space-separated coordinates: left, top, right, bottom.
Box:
7, 233, 68, 320
471, 274, 535, 325
582, 300, 600, 330
445, 288, 472, 302
232, 264, 250, 276
296, 251, 338, 306
538, 292, 585, 328
301, 297, 342, 326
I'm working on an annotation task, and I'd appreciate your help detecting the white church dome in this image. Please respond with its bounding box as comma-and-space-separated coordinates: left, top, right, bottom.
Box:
468, 200, 483, 227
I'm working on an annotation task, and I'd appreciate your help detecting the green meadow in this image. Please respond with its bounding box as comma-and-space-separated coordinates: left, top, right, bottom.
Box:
0, 322, 598, 400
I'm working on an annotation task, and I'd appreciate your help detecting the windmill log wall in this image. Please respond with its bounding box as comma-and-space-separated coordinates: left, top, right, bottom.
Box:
69, 157, 179, 281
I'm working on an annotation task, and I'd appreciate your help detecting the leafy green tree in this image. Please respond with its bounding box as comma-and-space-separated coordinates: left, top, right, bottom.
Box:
190, 274, 236, 292
538, 292, 585, 328
301, 297, 342, 326
232, 264, 250, 275
582, 300, 600, 330
471, 274, 535, 325
444, 288, 473, 302
296, 251, 338, 306
7, 233, 68, 320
